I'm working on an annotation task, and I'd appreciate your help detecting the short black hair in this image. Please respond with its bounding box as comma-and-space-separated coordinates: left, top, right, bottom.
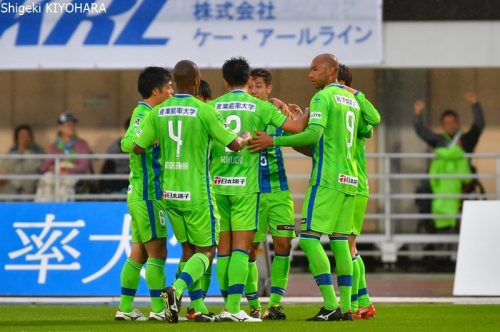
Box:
337, 63, 353, 87
197, 80, 213, 101
137, 66, 171, 99
440, 109, 459, 122
250, 68, 272, 86
222, 57, 250, 87
13, 124, 33, 146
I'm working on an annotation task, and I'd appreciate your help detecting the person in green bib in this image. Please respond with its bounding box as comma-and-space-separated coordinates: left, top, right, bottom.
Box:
250, 54, 360, 321
117, 67, 174, 321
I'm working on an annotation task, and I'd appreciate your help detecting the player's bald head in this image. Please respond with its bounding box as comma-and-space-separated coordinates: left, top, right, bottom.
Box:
308, 53, 339, 89
174, 60, 200, 91
312, 53, 339, 73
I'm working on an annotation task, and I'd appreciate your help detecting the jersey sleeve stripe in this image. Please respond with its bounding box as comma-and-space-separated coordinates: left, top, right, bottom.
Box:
205, 138, 217, 246
152, 145, 162, 200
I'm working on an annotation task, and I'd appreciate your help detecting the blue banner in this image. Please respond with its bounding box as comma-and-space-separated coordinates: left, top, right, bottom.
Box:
0, 202, 219, 296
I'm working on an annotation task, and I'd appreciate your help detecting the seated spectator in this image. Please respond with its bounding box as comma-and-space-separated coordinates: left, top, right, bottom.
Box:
0, 125, 43, 198
36, 112, 92, 201
100, 117, 131, 195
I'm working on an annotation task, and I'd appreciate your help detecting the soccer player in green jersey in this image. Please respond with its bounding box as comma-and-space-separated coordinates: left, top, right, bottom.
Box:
134, 60, 251, 323
116, 67, 174, 321
337, 64, 380, 320
244, 68, 296, 320
250, 54, 360, 321
210, 57, 308, 322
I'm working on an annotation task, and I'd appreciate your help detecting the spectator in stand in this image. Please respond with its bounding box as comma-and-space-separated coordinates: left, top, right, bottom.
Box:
36, 112, 93, 201
100, 117, 131, 195
0, 125, 43, 198
413, 91, 485, 232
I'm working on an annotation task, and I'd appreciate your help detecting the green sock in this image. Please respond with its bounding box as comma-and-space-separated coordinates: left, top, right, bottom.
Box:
173, 253, 209, 300
299, 235, 338, 310
175, 261, 186, 280
216, 255, 230, 304
188, 279, 209, 314
145, 258, 166, 313
357, 254, 372, 308
269, 254, 290, 307
201, 264, 212, 299
351, 254, 360, 313
329, 236, 353, 313
227, 250, 249, 314
245, 260, 260, 309
119, 258, 143, 313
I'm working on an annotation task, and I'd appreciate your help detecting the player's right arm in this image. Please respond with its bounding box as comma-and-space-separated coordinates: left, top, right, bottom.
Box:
133, 112, 156, 154
250, 91, 327, 151
202, 105, 249, 151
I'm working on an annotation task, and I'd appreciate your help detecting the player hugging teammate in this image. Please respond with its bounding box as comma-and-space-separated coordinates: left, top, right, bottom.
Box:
118, 54, 380, 323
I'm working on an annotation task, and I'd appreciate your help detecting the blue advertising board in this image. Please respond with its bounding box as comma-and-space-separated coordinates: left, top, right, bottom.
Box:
0, 202, 219, 296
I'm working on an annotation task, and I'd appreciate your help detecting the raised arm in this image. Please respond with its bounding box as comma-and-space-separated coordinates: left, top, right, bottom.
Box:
413, 100, 441, 148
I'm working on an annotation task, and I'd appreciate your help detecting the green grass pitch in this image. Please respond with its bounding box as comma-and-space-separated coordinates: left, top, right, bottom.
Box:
1, 304, 499, 332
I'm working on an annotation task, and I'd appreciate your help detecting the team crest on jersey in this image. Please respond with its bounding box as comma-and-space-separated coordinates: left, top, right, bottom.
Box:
338, 174, 358, 186
163, 190, 191, 201
310, 112, 322, 119
213, 176, 246, 186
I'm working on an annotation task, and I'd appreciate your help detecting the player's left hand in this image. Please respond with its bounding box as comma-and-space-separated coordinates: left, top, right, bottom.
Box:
249, 131, 274, 152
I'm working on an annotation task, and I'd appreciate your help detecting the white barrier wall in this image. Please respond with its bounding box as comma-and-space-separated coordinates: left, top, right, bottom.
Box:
453, 200, 500, 296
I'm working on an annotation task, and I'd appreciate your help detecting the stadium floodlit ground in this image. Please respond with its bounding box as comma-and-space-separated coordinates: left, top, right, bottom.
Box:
1, 304, 500, 332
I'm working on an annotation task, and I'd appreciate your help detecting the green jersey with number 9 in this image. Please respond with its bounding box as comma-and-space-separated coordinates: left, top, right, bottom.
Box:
135, 94, 237, 211
209, 90, 288, 195
308, 84, 361, 195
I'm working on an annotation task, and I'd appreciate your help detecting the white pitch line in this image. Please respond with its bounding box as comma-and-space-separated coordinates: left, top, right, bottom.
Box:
1, 296, 500, 305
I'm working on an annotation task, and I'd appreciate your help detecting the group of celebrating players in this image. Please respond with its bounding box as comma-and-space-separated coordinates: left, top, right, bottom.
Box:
115, 53, 380, 323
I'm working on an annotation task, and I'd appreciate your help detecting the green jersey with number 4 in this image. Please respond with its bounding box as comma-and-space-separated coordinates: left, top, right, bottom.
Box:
308, 84, 361, 195
135, 94, 237, 211
209, 90, 287, 195
121, 102, 162, 202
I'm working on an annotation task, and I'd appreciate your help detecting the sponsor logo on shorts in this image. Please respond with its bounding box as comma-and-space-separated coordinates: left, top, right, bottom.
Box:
277, 225, 295, 231
213, 176, 246, 186
163, 190, 191, 201
338, 174, 358, 186
310, 112, 322, 119
127, 185, 133, 194
334, 95, 360, 109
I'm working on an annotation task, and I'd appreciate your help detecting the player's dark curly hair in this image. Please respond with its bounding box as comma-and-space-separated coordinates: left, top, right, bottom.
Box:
250, 68, 272, 86
337, 63, 353, 87
138, 66, 172, 99
222, 57, 250, 87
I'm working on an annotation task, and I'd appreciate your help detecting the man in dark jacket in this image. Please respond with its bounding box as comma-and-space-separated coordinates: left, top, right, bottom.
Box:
413, 91, 485, 233
413, 91, 484, 153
